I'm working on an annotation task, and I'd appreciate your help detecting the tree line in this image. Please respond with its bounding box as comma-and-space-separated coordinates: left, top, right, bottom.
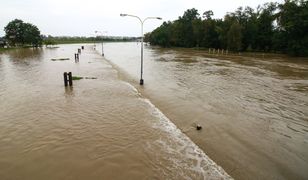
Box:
146, 0, 308, 56
43, 35, 139, 45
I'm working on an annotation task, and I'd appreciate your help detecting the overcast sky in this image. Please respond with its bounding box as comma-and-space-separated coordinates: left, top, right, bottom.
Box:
0, 0, 283, 37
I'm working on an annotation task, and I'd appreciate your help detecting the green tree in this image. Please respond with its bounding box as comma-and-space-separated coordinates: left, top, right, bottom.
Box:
221, 14, 237, 49
44, 35, 57, 47
4, 19, 42, 47
277, 0, 308, 56
192, 18, 204, 47
203, 10, 214, 20
256, 2, 277, 51
178, 8, 200, 47
201, 18, 220, 48
4, 19, 24, 46
241, 7, 258, 51
227, 21, 242, 51
149, 21, 172, 47
24, 23, 43, 47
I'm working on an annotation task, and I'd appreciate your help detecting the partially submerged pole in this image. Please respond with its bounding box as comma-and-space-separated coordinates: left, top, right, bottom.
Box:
68, 72, 73, 86
63, 72, 73, 86
74, 53, 79, 62
63, 72, 68, 86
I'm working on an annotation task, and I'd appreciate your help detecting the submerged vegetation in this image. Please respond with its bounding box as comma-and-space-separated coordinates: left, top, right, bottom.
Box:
72, 76, 83, 80
71, 76, 97, 80
147, 0, 308, 56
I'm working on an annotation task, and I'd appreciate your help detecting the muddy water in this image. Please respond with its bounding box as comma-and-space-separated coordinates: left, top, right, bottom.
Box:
102, 42, 308, 180
0, 45, 231, 179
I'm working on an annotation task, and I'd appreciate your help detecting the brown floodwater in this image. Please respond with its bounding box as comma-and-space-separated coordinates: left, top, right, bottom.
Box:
0, 45, 232, 179
101, 42, 308, 180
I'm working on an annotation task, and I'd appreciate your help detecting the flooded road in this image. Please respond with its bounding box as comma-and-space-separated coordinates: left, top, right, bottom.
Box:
101, 42, 308, 180
0, 45, 231, 179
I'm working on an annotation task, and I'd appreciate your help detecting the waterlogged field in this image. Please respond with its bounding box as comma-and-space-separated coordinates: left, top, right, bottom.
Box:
101, 42, 308, 180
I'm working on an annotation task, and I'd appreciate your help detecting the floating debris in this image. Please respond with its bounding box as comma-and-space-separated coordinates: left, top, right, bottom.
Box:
71, 76, 97, 80
72, 76, 83, 80
51, 58, 70, 61
85, 77, 97, 79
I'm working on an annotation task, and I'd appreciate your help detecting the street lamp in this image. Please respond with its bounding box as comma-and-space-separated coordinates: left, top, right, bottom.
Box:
95, 30, 107, 56
120, 13, 162, 85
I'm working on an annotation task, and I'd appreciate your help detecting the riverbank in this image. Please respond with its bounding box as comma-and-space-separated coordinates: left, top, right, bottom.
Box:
0, 44, 232, 179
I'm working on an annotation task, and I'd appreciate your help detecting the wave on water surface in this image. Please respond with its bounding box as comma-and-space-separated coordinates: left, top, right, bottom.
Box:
124, 82, 232, 179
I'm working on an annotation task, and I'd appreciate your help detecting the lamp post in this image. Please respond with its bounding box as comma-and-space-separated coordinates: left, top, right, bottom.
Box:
120, 13, 162, 85
95, 30, 107, 56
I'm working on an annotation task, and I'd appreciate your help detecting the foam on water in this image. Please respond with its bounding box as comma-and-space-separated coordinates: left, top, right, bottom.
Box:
124, 82, 232, 179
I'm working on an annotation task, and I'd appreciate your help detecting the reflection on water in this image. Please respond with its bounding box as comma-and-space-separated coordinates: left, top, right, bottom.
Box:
0, 45, 231, 179
103, 42, 308, 180
64, 86, 74, 96
2, 48, 43, 62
